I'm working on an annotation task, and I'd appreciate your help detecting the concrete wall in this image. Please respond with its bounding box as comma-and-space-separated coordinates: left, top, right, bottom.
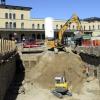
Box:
0, 52, 17, 100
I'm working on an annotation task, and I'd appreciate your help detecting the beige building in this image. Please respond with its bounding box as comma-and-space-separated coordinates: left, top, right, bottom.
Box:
0, 4, 100, 42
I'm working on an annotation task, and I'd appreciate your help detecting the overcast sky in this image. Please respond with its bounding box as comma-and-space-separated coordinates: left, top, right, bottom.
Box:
6, 0, 100, 19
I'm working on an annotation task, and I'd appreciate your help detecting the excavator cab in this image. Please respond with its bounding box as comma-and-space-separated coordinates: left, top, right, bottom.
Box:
54, 76, 68, 89
45, 39, 55, 49
55, 76, 65, 83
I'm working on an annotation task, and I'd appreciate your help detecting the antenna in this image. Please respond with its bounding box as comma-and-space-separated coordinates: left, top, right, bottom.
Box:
1, 0, 6, 5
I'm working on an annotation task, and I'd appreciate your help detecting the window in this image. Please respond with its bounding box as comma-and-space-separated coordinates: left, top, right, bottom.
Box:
37, 34, 41, 39
9, 34, 13, 40
21, 34, 25, 41
21, 14, 24, 20
89, 26, 91, 30
37, 24, 40, 29
56, 25, 58, 29
98, 25, 100, 30
93, 25, 95, 30
56, 80, 60, 84
32, 34, 36, 40
84, 26, 85, 30
13, 13, 16, 19
42, 33, 45, 40
13, 22, 16, 28
9, 13, 12, 19
21, 23, 24, 29
42, 24, 44, 29
32, 24, 35, 29
5, 13, 8, 19
9, 22, 12, 28
5, 22, 8, 28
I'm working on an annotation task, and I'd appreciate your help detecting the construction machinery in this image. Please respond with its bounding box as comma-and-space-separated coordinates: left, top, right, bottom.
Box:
51, 76, 72, 98
46, 14, 83, 52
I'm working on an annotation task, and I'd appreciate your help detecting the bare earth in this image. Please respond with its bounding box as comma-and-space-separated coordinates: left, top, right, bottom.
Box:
16, 78, 100, 100
16, 51, 100, 100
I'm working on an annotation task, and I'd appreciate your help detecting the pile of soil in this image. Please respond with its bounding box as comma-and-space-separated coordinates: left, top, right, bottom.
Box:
26, 51, 85, 93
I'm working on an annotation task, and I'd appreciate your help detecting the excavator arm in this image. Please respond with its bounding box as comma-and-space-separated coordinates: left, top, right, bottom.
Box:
46, 14, 82, 51
57, 14, 82, 45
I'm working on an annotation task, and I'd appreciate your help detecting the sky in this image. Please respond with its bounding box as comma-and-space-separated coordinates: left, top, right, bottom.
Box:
5, 0, 100, 19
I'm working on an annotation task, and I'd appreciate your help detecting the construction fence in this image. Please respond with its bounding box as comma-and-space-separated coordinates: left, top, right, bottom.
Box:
0, 39, 16, 54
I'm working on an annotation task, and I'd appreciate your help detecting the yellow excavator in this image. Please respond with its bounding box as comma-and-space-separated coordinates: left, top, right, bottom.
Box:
51, 72, 72, 98
46, 14, 83, 52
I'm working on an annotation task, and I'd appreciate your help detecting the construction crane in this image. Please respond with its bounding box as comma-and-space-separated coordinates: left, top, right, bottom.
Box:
46, 14, 83, 52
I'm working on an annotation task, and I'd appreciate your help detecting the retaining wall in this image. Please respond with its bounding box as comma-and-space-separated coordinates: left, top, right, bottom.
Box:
0, 52, 17, 100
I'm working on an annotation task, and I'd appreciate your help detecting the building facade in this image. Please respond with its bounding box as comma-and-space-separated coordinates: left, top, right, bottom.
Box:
0, 4, 100, 42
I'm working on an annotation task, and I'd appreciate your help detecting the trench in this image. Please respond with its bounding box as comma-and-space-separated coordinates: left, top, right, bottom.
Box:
79, 52, 100, 78
4, 53, 41, 100
3, 51, 100, 100
79, 53, 100, 66
4, 54, 25, 100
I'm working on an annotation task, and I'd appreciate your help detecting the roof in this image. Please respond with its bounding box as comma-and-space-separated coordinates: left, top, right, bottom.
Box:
83, 17, 100, 22
0, 4, 32, 10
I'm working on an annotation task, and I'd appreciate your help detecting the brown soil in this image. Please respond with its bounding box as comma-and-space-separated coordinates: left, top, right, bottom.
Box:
26, 52, 85, 93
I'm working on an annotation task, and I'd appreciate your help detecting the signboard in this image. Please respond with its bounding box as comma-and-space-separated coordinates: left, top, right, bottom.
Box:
45, 17, 54, 39
82, 34, 91, 39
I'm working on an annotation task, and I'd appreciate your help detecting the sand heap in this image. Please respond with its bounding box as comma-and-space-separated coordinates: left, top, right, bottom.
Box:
27, 52, 85, 92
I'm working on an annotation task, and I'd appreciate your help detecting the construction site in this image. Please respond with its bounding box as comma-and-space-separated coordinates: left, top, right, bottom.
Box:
2, 15, 100, 99
0, 26, 100, 100
0, 0, 100, 100
3, 45, 100, 100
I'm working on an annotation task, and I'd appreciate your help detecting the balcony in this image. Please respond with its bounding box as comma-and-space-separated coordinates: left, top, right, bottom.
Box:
0, 28, 45, 32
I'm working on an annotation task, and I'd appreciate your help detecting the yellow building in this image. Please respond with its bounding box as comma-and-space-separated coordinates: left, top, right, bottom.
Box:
0, 4, 100, 42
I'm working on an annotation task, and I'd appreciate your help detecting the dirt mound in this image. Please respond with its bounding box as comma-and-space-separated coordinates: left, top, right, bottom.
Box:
27, 51, 85, 93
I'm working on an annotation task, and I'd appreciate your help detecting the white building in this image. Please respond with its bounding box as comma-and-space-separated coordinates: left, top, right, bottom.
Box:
0, 4, 100, 41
